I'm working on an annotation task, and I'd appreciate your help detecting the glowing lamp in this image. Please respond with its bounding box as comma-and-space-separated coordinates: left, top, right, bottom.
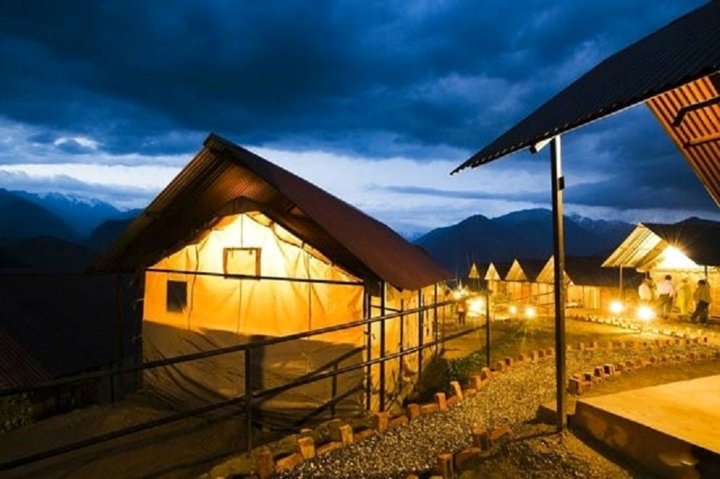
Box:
524, 306, 537, 319
609, 300, 624, 315
508, 305, 518, 316
469, 298, 485, 315
452, 290, 462, 300
636, 305, 655, 322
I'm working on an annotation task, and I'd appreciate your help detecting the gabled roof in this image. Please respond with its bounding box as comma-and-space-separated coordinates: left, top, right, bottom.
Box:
453, 2, 720, 175
93, 134, 449, 291
516, 258, 547, 282
603, 218, 720, 268
537, 256, 642, 288
485, 261, 512, 281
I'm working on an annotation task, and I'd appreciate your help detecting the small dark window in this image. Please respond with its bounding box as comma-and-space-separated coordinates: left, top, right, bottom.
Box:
167, 280, 187, 312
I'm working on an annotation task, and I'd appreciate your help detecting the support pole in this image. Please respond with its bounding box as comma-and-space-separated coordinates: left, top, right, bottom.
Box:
364, 289, 372, 411
485, 289, 491, 368
550, 135, 567, 431
244, 349, 252, 451
619, 265, 624, 299
379, 282, 387, 412
418, 290, 424, 381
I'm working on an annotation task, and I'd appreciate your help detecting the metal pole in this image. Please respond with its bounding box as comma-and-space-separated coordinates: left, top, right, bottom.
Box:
433, 284, 439, 354
244, 349, 252, 451
379, 282, 387, 412
485, 289, 491, 368
364, 289, 372, 411
418, 290, 424, 382
550, 135, 567, 431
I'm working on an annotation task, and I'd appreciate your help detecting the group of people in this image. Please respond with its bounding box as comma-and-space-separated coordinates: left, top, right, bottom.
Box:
638, 275, 712, 323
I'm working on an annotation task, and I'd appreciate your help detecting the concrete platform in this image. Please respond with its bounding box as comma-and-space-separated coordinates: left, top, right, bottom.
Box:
574, 375, 720, 478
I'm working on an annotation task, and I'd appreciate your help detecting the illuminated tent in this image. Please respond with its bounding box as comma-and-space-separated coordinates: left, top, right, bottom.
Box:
94, 134, 450, 420
537, 256, 643, 312
504, 258, 547, 304
484, 261, 511, 296
603, 219, 720, 316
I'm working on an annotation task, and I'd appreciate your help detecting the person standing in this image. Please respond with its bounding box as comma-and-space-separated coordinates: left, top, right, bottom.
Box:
656, 274, 675, 320
456, 298, 467, 326
690, 279, 711, 324
676, 277, 693, 321
638, 278, 654, 304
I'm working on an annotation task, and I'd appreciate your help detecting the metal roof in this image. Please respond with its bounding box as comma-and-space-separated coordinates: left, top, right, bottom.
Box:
603, 218, 720, 268
538, 256, 642, 287
93, 134, 450, 291
453, 1, 720, 183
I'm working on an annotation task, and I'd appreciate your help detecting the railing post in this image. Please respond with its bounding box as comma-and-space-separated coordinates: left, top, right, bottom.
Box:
418, 290, 424, 381
433, 284, 439, 354
244, 348, 252, 451
379, 282, 387, 412
331, 362, 338, 417
364, 289, 372, 411
485, 289, 491, 368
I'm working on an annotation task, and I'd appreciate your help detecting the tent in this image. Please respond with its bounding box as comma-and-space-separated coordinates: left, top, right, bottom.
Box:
603, 219, 720, 316
484, 261, 512, 296
94, 134, 450, 422
537, 256, 642, 312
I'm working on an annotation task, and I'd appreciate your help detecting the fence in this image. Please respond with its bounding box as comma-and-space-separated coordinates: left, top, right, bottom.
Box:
0, 294, 488, 471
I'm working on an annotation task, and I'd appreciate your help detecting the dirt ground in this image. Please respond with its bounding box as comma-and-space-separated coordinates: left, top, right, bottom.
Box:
1, 316, 718, 479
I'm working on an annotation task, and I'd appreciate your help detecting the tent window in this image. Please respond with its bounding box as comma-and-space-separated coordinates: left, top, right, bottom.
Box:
224, 247, 262, 276
167, 280, 187, 312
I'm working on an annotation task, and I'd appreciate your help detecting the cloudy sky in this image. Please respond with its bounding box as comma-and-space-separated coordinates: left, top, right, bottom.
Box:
0, 0, 717, 235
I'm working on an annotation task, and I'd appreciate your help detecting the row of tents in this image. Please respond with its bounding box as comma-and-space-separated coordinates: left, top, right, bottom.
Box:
464, 219, 720, 317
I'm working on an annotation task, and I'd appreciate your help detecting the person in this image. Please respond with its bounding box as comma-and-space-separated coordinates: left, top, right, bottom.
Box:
457, 298, 467, 326
656, 274, 675, 319
676, 277, 693, 320
638, 278, 654, 304
690, 279, 711, 324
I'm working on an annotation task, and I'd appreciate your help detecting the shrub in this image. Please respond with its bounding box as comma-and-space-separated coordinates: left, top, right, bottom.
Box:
0, 393, 33, 432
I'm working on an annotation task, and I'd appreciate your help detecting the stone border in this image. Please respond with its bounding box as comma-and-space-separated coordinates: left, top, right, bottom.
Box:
202, 330, 717, 479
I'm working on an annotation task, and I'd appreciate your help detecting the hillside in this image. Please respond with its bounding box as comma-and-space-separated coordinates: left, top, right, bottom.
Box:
415, 208, 633, 273
0, 189, 79, 241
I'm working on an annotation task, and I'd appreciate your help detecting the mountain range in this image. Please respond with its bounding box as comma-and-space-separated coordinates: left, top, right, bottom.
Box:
414, 208, 634, 274
0, 189, 638, 274
0, 189, 138, 270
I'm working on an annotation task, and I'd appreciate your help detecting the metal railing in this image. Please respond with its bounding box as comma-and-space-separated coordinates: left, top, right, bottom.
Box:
0, 296, 485, 471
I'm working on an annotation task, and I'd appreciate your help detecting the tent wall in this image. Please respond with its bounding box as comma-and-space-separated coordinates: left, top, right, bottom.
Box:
144, 212, 364, 341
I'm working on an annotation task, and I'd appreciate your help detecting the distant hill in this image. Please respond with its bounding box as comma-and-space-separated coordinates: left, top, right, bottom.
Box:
0, 189, 79, 241
415, 208, 634, 273
0, 236, 97, 271
88, 218, 135, 251
13, 190, 140, 237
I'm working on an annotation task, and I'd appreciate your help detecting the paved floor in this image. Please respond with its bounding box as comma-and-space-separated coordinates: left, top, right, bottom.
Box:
578, 374, 720, 454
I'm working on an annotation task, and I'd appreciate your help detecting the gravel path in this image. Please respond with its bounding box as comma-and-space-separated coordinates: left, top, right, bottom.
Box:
276, 343, 713, 479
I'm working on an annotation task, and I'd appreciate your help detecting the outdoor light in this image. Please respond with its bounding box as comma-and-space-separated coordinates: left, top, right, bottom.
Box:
469, 297, 485, 315
609, 300, 624, 315
636, 305, 656, 322
508, 305, 518, 316
452, 290, 462, 300
524, 306, 537, 319
658, 246, 697, 269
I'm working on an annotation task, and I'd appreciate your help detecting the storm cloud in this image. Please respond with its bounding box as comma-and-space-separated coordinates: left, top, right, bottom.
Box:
0, 0, 715, 230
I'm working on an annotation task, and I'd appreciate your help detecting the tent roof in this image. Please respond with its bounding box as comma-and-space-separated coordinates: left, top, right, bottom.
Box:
93, 134, 449, 291
603, 218, 720, 268
516, 258, 546, 282
453, 2, 720, 189
538, 255, 642, 287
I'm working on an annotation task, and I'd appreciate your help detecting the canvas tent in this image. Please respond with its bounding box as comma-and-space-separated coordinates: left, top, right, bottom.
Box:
503, 258, 547, 304
603, 219, 720, 316
484, 261, 511, 296
94, 134, 449, 421
536, 256, 642, 311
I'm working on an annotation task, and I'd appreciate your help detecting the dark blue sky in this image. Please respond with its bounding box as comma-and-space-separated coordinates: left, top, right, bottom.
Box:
0, 0, 716, 234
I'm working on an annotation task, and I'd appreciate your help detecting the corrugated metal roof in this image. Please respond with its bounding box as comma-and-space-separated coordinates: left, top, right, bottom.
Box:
648, 73, 720, 205
453, 2, 720, 174
93, 134, 450, 291
0, 329, 51, 388
603, 218, 720, 268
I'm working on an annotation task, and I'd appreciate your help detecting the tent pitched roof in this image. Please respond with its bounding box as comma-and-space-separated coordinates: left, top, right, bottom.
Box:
93, 134, 449, 291
604, 218, 720, 268
453, 2, 720, 175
